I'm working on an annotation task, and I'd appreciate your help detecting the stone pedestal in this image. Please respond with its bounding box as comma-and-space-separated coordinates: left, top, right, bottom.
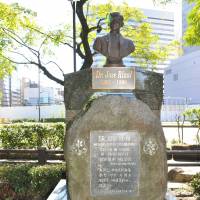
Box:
64, 68, 163, 123
64, 95, 167, 200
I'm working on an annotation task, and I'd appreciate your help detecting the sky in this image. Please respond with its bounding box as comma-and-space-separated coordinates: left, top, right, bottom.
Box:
3, 0, 182, 87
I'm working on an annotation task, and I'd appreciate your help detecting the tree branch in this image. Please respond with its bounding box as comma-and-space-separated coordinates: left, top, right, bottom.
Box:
6, 50, 32, 63
38, 36, 48, 52
35, 53, 64, 86
35, 62, 64, 86
0, 53, 32, 65
1, 27, 39, 57
1, 53, 64, 86
88, 18, 105, 33
76, 42, 85, 59
26, 25, 74, 48
43, 61, 64, 76
76, 0, 93, 69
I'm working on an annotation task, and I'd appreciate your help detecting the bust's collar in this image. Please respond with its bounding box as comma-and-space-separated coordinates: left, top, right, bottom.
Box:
107, 33, 123, 39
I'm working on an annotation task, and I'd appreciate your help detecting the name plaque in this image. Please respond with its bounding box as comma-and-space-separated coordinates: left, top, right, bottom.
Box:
92, 67, 135, 89
90, 131, 140, 196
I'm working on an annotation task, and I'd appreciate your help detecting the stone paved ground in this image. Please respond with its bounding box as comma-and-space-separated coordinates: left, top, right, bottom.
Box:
168, 166, 200, 199
168, 182, 196, 200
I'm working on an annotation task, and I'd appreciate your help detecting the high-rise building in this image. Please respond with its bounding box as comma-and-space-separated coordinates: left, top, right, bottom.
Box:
0, 75, 64, 107
0, 75, 22, 107
21, 78, 64, 106
93, 8, 177, 72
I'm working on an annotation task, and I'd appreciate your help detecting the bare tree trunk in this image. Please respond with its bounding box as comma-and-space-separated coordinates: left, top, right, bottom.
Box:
176, 115, 181, 143
76, 0, 93, 70
196, 128, 200, 144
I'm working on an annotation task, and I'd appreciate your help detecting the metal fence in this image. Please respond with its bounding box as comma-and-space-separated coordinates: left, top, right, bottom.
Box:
0, 148, 200, 166
161, 96, 200, 122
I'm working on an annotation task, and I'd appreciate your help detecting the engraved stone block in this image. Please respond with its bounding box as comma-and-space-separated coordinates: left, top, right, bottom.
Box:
65, 96, 167, 200
90, 131, 140, 196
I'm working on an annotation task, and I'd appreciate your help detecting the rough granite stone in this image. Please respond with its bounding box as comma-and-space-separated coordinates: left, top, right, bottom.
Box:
64, 95, 167, 200
64, 68, 163, 122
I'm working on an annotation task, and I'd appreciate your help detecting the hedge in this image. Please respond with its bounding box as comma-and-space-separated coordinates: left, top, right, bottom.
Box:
11, 118, 65, 123
190, 172, 200, 198
0, 163, 66, 200
0, 123, 65, 149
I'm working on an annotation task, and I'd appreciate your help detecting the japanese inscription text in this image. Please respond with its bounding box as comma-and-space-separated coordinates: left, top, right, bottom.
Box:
90, 131, 140, 196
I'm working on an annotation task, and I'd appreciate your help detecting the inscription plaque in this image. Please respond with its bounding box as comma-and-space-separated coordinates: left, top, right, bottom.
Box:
92, 68, 135, 90
90, 131, 140, 196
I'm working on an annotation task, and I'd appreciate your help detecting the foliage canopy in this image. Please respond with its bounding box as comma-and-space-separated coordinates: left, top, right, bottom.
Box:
82, 1, 179, 69
0, 0, 179, 85
184, 0, 200, 46
0, 1, 70, 84
0, 2, 36, 78
183, 107, 200, 144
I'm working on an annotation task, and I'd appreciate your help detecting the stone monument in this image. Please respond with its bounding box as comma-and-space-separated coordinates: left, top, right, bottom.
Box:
64, 12, 167, 200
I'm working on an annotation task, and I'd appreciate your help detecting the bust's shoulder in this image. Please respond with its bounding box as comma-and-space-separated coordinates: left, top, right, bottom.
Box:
122, 37, 133, 44
95, 34, 109, 42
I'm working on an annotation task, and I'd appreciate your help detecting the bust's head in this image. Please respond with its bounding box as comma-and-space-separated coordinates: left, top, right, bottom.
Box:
109, 12, 124, 32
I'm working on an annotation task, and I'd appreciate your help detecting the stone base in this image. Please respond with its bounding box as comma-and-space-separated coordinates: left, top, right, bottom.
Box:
48, 180, 176, 200
65, 95, 167, 200
47, 179, 67, 200
64, 68, 163, 122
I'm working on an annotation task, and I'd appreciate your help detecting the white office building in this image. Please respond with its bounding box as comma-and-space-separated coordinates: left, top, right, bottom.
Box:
22, 79, 64, 106
164, 0, 200, 104
164, 50, 200, 104
0, 74, 22, 107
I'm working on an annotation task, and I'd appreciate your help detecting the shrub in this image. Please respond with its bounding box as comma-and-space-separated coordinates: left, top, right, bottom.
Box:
41, 118, 65, 123
190, 172, 200, 197
0, 123, 65, 149
0, 183, 17, 200
2, 164, 32, 197
29, 164, 66, 198
183, 107, 200, 144
0, 164, 66, 200
12, 119, 37, 123
11, 118, 65, 123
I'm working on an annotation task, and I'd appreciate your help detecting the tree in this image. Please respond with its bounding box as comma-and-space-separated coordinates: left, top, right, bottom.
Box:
157, 0, 200, 46
183, 107, 200, 144
0, 2, 72, 85
0, 0, 179, 86
153, 0, 173, 4
88, 1, 179, 69
183, 0, 200, 46
0, 2, 36, 79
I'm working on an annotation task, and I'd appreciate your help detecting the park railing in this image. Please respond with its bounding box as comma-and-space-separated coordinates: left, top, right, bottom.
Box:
0, 147, 64, 165
0, 148, 200, 166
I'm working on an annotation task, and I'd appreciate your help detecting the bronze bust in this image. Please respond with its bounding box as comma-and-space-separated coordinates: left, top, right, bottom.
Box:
93, 12, 135, 67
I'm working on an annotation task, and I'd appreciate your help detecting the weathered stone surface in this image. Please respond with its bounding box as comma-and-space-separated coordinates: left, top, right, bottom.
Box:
65, 95, 167, 200
64, 68, 163, 122
168, 168, 194, 183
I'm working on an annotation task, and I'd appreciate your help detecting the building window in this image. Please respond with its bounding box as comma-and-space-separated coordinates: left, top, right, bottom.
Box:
173, 73, 178, 81
165, 69, 172, 75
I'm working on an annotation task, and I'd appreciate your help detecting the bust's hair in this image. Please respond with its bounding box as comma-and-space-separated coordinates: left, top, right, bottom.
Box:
109, 12, 124, 27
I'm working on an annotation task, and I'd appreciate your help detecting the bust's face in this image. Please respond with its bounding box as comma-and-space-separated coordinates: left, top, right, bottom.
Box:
110, 19, 121, 32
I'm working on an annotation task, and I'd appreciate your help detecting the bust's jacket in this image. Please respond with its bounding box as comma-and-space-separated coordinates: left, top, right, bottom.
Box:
93, 33, 135, 58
